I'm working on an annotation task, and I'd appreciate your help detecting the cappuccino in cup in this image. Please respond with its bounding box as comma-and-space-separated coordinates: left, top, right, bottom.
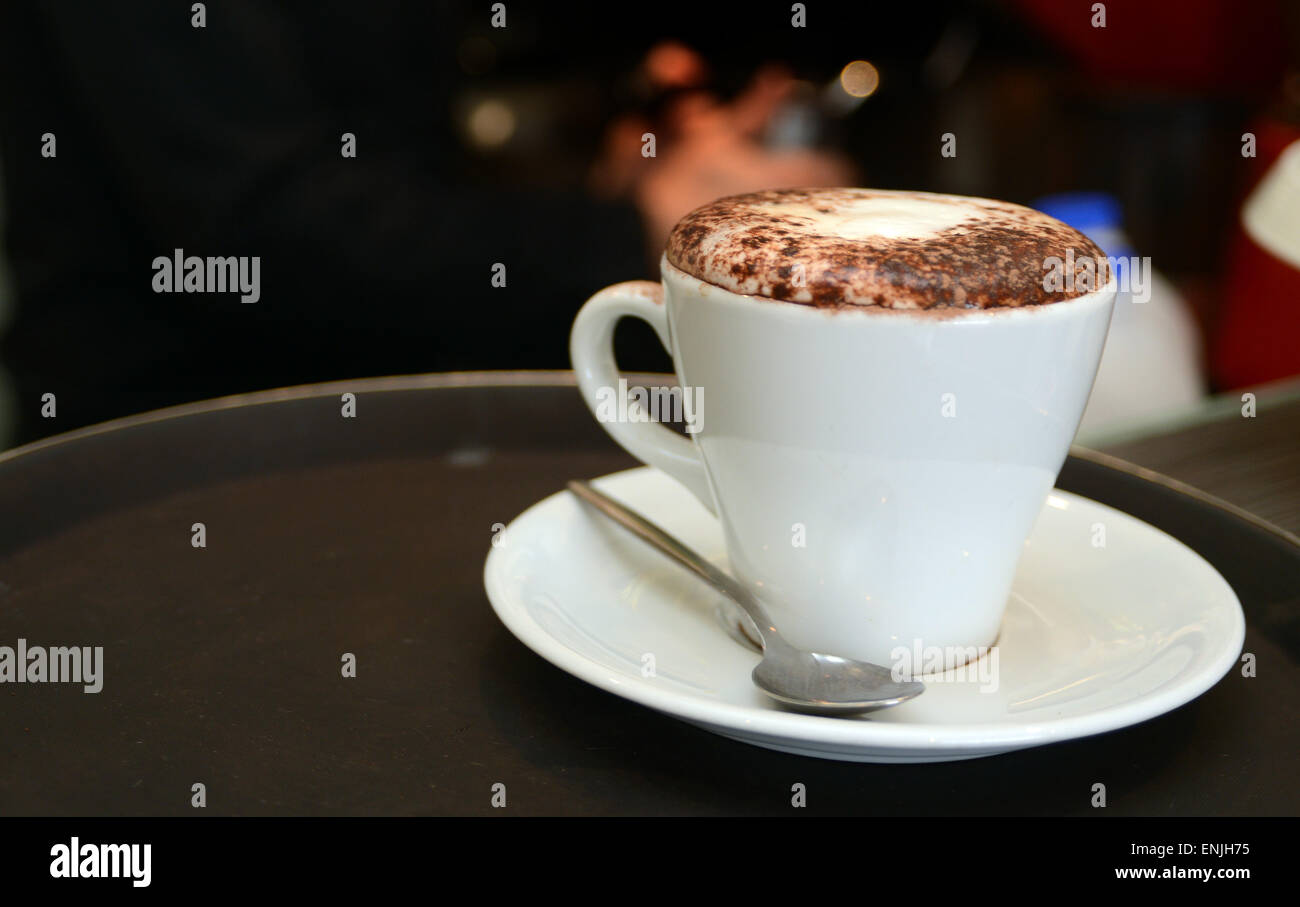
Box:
572, 188, 1115, 669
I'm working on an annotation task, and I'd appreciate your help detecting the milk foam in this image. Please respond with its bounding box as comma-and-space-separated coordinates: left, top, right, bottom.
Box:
666, 188, 1110, 310
742, 196, 973, 241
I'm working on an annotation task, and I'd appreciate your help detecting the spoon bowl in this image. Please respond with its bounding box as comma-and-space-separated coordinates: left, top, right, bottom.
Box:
752, 645, 924, 715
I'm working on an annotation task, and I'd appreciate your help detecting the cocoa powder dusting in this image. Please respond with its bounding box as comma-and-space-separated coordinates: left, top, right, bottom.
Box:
665, 188, 1111, 310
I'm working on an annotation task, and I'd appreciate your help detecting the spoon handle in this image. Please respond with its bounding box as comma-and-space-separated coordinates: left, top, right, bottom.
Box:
566, 480, 774, 638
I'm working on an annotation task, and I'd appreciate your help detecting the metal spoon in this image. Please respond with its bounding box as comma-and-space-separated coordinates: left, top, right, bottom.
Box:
567, 480, 924, 715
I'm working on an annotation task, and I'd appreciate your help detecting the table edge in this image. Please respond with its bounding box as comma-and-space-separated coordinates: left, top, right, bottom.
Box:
2, 370, 1296, 553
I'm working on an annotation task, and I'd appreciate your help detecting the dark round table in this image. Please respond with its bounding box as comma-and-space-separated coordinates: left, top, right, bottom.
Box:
0, 373, 1295, 816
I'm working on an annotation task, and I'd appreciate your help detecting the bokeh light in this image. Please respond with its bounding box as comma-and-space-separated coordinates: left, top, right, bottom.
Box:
840, 60, 880, 98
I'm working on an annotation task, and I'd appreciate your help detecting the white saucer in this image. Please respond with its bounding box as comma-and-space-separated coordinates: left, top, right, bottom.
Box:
483, 467, 1245, 763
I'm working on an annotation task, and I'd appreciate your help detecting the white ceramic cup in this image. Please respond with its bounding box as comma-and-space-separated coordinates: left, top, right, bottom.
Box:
571, 255, 1116, 667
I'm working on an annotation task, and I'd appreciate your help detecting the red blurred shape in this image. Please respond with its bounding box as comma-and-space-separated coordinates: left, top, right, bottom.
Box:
1012, 0, 1287, 92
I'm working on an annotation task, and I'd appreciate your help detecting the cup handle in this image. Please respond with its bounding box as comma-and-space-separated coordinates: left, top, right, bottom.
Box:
570, 280, 715, 515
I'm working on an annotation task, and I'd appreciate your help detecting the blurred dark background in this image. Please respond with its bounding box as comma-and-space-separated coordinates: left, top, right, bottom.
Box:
0, 0, 1297, 447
